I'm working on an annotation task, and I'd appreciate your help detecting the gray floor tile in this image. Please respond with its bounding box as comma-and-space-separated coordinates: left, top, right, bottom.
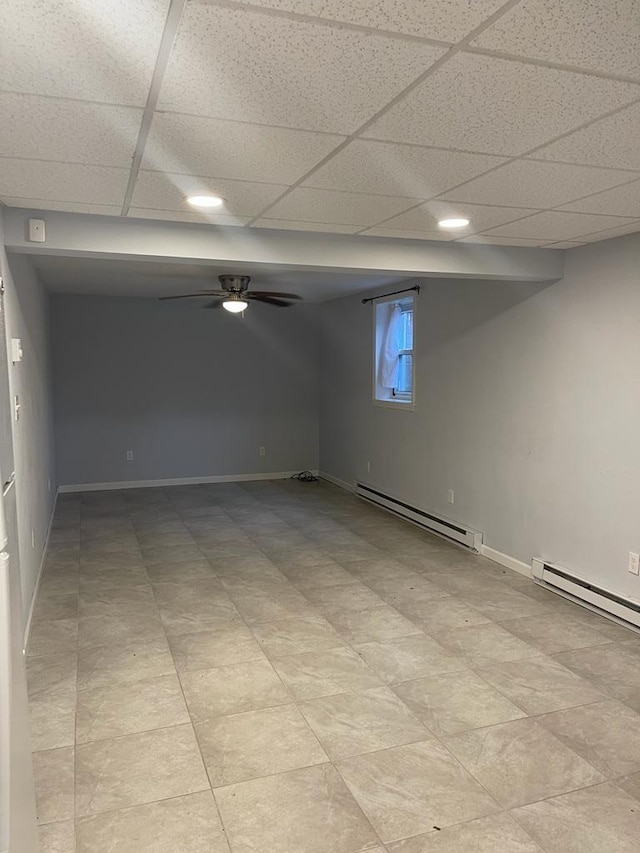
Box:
250, 614, 348, 658
39, 820, 75, 853
443, 717, 604, 809
477, 655, 607, 714
327, 605, 422, 644
354, 635, 467, 685
181, 659, 293, 722
76, 791, 230, 853
394, 670, 526, 736
33, 746, 75, 825
434, 623, 543, 668
299, 686, 430, 759
386, 812, 543, 852
512, 782, 640, 852
499, 612, 618, 654
214, 763, 378, 853
75, 725, 209, 816
554, 641, 640, 711
195, 703, 328, 785
168, 623, 265, 671
336, 740, 499, 843
28, 619, 78, 657
271, 646, 383, 700
537, 699, 640, 778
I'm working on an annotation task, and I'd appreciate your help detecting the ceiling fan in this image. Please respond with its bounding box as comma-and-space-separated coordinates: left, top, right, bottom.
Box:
159, 275, 302, 314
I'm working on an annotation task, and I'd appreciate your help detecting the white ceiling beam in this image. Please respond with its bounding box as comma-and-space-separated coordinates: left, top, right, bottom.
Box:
2, 209, 563, 282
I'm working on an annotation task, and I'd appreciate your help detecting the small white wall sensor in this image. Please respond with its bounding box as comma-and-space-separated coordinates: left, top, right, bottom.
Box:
28, 218, 46, 242
10, 338, 22, 364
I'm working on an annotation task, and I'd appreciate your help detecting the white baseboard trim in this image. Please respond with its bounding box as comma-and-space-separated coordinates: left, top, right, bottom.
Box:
58, 471, 314, 493
23, 487, 59, 651
480, 544, 531, 577
318, 471, 355, 493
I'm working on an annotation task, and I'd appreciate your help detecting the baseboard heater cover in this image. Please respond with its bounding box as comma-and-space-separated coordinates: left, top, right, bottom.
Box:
532, 558, 640, 631
355, 483, 483, 551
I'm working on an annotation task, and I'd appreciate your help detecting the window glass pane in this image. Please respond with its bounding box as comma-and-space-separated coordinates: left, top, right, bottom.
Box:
396, 354, 413, 394
399, 308, 413, 351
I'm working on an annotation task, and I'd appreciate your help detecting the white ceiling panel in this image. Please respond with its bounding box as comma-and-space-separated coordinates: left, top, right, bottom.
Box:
239, 0, 507, 42
127, 208, 251, 226
558, 179, 640, 217
0, 0, 170, 105
472, 0, 640, 81
1, 199, 123, 216
534, 101, 640, 171
0, 160, 129, 205
360, 227, 456, 240
443, 160, 639, 209
251, 219, 360, 234
263, 187, 418, 226
301, 139, 506, 199
578, 220, 640, 242
157, 3, 445, 133
381, 200, 538, 234
364, 52, 640, 155
456, 235, 550, 247
484, 211, 637, 241
131, 171, 288, 216
542, 242, 587, 249
142, 113, 344, 183
0, 93, 142, 167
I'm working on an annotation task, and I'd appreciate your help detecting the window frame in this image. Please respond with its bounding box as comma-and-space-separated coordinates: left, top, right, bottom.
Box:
372, 293, 416, 411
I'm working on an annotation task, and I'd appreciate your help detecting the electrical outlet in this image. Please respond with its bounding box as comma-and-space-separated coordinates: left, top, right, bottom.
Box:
448, 489, 455, 505
629, 552, 640, 576
126, 450, 134, 461
259, 446, 266, 457
367, 461, 371, 473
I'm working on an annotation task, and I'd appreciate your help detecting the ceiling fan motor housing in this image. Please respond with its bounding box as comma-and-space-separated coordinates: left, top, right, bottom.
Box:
219, 275, 251, 293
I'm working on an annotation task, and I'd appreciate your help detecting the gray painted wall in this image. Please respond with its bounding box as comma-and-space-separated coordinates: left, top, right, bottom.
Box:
320, 233, 640, 600
0, 226, 56, 627
51, 295, 320, 485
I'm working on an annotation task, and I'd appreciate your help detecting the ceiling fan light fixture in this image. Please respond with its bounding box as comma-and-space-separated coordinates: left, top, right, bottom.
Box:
187, 194, 224, 208
222, 296, 248, 313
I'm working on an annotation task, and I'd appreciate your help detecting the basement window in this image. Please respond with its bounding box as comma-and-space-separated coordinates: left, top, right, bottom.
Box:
374, 295, 415, 408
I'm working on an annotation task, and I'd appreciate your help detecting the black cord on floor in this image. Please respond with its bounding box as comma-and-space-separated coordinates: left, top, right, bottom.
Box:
290, 471, 319, 482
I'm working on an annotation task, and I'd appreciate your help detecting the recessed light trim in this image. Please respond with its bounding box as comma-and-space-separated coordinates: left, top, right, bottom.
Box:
438, 217, 470, 229
187, 194, 224, 208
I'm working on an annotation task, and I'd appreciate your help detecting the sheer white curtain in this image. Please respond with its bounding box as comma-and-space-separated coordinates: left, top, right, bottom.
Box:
379, 303, 402, 388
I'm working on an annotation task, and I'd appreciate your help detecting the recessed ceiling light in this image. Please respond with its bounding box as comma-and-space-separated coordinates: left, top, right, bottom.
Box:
187, 195, 224, 208
438, 217, 470, 229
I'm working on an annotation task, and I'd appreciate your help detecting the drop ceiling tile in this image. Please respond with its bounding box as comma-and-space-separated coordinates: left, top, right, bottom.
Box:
472, 0, 640, 81
456, 235, 549, 246
239, 0, 507, 42
302, 140, 506, 198
263, 187, 418, 226
359, 227, 456, 241
364, 52, 640, 155
443, 160, 639, 209
0, 160, 129, 205
158, 3, 445, 133
543, 242, 586, 249
558, 178, 640, 217
0, 93, 142, 167
128, 208, 251, 226
0, 198, 123, 216
484, 210, 636, 241
381, 200, 538, 234
534, 101, 640, 171
142, 113, 344, 184
251, 219, 360, 234
1, 0, 170, 105
578, 220, 640, 242
132, 171, 288, 216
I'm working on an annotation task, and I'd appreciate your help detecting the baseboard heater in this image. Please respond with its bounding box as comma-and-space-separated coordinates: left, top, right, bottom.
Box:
355, 483, 482, 551
532, 558, 640, 631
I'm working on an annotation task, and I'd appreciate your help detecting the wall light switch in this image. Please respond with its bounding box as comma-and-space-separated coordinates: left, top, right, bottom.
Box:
11, 338, 23, 363
259, 446, 266, 457
126, 450, 134, 461
448, 489, 455, 504
29, 218, 46, 242
629, 552, 640, 575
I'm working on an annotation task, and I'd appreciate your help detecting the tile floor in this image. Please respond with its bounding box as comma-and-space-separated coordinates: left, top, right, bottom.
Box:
28, 479, 640, 853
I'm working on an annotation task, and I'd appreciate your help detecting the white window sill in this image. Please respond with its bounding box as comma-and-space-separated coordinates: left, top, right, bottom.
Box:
373, 398, 415, 411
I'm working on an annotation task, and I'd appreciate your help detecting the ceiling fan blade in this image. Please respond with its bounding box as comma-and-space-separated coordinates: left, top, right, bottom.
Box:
159, 291, 226, 300
202, 299, 225, 309
249, 290, 302, 300
249, 294, 294, 307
